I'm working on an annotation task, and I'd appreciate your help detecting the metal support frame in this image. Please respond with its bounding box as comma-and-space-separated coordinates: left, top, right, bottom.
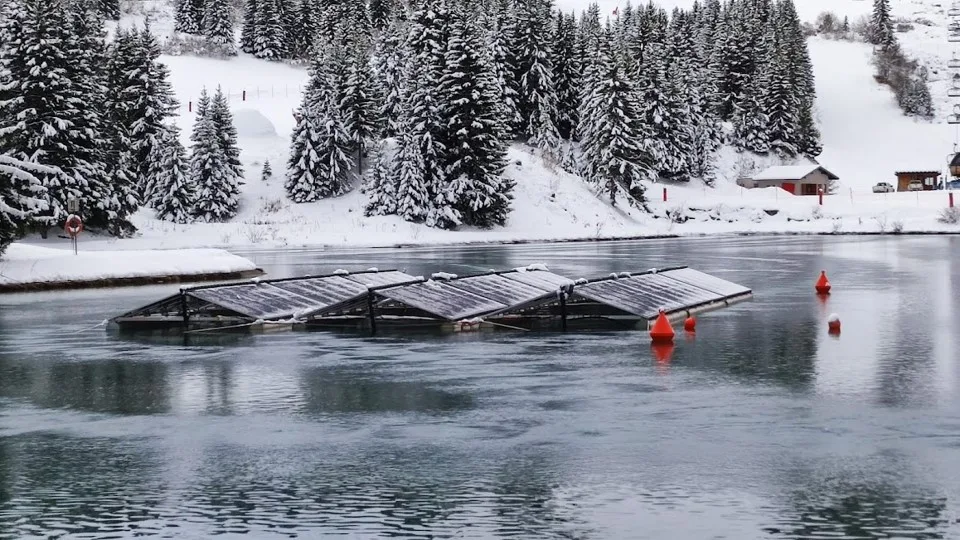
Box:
180, 290, 190, 326
366, 293, 377, 336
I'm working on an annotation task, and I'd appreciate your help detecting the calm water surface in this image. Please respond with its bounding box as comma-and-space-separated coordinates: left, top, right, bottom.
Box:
1, 236, 960, 539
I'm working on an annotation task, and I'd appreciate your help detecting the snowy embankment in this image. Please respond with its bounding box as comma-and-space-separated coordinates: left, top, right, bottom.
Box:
0, 244, 260, 292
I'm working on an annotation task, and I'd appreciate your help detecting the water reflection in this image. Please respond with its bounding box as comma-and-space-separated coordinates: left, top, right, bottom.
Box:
0, 236, 958, 538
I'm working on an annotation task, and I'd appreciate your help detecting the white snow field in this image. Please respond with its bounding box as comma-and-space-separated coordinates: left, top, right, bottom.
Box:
0, 244, 258, 289
12, 0, 960, 260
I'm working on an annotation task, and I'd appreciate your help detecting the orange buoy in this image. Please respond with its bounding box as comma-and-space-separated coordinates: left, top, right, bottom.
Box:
827, 313, 841, 334
815, 270, 832, 295
684, 316, 696, 332
650, 310, 675, 344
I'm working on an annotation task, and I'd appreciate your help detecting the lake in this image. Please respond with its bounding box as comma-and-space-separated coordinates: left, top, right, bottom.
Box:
2, 236, 959, 539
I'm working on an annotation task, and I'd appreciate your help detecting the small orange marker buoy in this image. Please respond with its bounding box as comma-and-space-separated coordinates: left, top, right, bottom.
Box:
828, 313, 841, 334
650, 310, 675, 344
684, 316, 696, 332
815, 270, 831, 295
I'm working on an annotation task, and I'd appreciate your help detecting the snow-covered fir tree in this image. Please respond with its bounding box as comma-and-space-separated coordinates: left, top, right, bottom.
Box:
175, 0, 205, 34
204, 0, 237, 54
98, 0, 120, 20
0, 0, 115, 232
189, 88, 242, 221
369, 0, 393, 31
253, 0, 287, 60
869, 0, 896, 51
284, 52, 356, 202
209, 87, 244, 182
261, 159, 273, 182
0, 154, 49, 255
240, 0, 258, 54
148, 125, 195, 224
578, 34, 652, 205
362, 143, 396, 216
440, 11, 513, 228
513, 0, 561, 153
762, 30, 799, 158
288, 0, 318, 61
340, 45, 379, 174
732, 84, 770, 155
552, 12, 580, 140
373, 14, 408, 137
486, 0, 522, 138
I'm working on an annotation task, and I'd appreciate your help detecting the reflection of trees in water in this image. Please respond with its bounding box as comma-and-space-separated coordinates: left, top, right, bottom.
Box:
0, 358, 170, 415
0, 435, 167, 536
0, 440, 11, 506
875, 276, 936, 408
201, 361, 234, 415
772, 456, 949, 539
298, 367, 474, 414
178, 443, 570, 537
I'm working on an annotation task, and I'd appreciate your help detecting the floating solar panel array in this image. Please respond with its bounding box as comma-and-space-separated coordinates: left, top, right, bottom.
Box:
112, 266, 752, 330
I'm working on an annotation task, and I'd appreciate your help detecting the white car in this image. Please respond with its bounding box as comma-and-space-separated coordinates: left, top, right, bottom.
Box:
908, 180, 924, 191
872, 182, 895, 193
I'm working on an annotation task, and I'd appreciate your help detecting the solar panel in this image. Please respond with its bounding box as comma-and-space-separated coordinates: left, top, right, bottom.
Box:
574, 273, 724, 318
446, 273, 555, 306
270, 276, 368, 311
503, 270, 572, 291
377, 280, 508, 320
188, 283, 324, 320
344, 271, 418, 288
658, 268, 751, 298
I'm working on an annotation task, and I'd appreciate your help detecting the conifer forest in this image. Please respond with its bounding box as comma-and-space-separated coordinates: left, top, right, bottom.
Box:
0, 0, 821, 253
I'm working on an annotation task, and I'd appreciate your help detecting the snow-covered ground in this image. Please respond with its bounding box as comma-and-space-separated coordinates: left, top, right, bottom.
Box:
11, 0, 960, 258
0, 244, 258, 289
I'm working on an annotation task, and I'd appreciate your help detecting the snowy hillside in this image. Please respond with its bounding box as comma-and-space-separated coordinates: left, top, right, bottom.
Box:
17, 0, 960, 256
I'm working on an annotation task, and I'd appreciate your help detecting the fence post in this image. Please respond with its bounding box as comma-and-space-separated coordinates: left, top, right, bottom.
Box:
950, 192, 955, 208
242, 90, 246, 101
663, 187, 667, 202
818, 188, 823, 206
188, 101, 192, 112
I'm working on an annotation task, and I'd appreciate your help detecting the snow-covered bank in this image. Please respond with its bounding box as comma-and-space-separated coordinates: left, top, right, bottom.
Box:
0, 244, 260, 292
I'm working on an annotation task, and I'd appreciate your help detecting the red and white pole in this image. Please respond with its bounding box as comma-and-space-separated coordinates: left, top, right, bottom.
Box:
950, 192, 955, 208
819, 188, 824, 206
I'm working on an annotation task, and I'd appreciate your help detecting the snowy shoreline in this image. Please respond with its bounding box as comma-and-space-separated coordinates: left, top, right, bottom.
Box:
0, 244, 262, 293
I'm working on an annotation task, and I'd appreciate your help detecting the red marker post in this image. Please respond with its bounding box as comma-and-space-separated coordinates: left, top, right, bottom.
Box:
818, 188, 824, 206
663, 187, 668, 202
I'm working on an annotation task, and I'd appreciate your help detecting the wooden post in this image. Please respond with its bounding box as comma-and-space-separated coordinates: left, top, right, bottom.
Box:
950, 192, 955, 208
558, 289, 568, 332
188, 101, 192, 112
366, 293, 377, 336
242, 90, 246, 101
180, 290, 190, 326
818, 188, 824, 206
663, 187, 667, 202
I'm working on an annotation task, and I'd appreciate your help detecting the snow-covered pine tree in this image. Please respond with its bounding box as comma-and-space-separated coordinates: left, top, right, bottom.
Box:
513, 0, 561, 153
732, 83, 770, 155
204, 0, 237, 55
775, 0, 820, 156
578, 36, 652, 205
796, 104, 823, 159
0, 154, 49, 255
362, 142, 397, 216
440, 11, 513, 228
253, 0, 287, 60
175, 0, 205, 35
98, 0, 120, 20
486, 0, 522, 138
869, 0, 896, 51
240, 0, 258, 53
552, 12, 580, 141
373, 14, 408, 137
66, 4, 137, 235
399, 0, 451, 226
189, 88, 242, 221
148, 125, 195, 223
288, 0, 318, 60
261, 159, 273, 181
128, 23, 181, 199
899, 75, 934, 119
209, 87, 244, 182
0, 0, 112, 231
340, 44, 378, 174
369, 0, 393, 31
761, 29, 799, 158
284, 51, 356, 202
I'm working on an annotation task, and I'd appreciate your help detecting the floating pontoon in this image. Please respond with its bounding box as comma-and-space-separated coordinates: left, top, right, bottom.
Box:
111, 266, 753, 334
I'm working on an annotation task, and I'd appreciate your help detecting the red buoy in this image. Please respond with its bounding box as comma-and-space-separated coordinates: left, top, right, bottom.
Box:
650, 310, 675, 344
684, 316, 696, 332
815, 271, 831, 295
